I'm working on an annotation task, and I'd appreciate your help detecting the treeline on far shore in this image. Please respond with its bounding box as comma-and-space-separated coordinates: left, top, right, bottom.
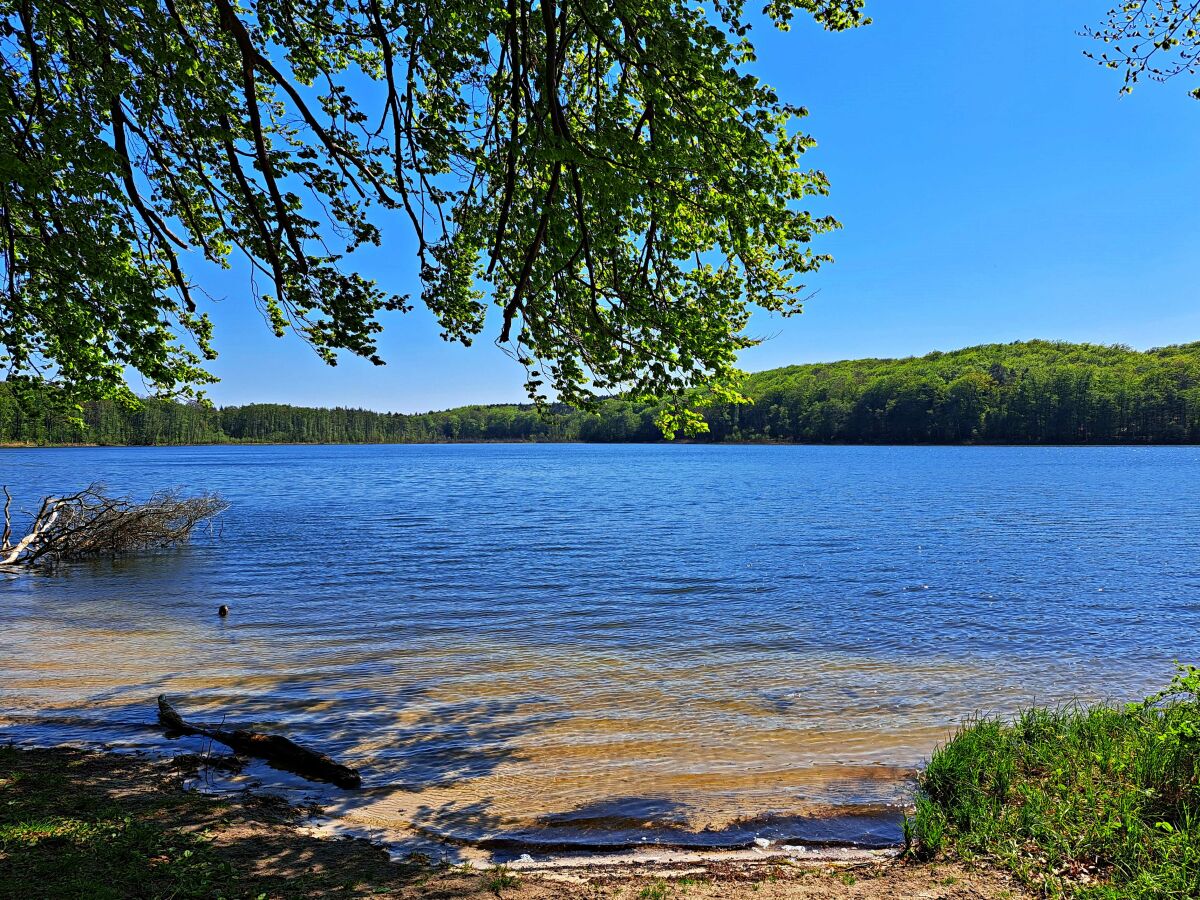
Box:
4, 339, 1200, 446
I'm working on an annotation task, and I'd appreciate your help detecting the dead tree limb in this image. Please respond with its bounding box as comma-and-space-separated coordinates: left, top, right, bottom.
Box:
157, 695, 362, 789
0, 483, 227, 569
2, 486, 11, 551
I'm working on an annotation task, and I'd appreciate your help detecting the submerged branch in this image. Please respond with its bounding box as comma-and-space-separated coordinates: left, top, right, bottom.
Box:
0, 483, 228, 569
157, 695, 362, 789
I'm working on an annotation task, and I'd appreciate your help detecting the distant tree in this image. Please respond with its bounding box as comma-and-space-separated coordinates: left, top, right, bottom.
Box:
0, 0, 865, 433
15, 340, 1198, 447
1084, 2, 1200, 99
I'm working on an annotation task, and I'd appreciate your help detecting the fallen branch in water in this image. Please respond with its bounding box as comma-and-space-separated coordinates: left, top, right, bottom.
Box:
0, 483, 227, 569
157, 695, 362, 789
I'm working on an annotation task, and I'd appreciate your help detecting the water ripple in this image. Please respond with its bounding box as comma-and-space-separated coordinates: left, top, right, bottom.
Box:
2, 443, 1198, 850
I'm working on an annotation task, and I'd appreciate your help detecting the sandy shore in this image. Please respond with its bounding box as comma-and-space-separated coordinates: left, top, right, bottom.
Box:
0, 745, 1028, 898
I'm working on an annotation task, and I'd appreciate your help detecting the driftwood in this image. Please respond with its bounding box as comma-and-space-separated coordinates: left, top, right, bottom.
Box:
157, 695, 362, 789
1, 483, 227, 569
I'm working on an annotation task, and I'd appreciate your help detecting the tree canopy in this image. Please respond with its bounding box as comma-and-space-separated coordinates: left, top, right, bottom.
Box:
1085, 2, 1200, 99
0, 0, 865, 433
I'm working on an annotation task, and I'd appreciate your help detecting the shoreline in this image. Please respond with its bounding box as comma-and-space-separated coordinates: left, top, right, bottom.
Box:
7, 438, 1200, 449
0, 720, 911, 859
0, 744, 1025, 898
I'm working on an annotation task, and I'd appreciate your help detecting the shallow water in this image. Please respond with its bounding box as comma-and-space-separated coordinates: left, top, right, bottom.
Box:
2, 444, 1198, 852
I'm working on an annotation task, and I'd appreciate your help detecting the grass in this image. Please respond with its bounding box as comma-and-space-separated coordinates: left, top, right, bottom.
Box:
910, 664, 1200, 898
637, 881, 672, 900
484, 864, 520, 895
0, 746, 425, 898
0, 748, 236, 899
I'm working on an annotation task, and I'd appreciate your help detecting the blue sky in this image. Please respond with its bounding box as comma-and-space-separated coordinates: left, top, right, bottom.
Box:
190, 0, 1200, 411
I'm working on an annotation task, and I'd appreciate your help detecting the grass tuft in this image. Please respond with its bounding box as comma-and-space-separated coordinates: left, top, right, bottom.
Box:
484, 864, 520, 895
910, 664, 1200, 898
637, 879, 672, 899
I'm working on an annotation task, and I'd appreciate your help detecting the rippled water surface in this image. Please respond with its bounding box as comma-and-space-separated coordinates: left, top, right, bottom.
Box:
3, 444, 1199, 852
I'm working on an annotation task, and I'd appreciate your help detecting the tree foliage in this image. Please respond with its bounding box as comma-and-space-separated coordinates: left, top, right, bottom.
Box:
9, 340, 1200, 445
0, 0, 865, 432
1084, 1, 1200, 98
711, 339, 1200, 444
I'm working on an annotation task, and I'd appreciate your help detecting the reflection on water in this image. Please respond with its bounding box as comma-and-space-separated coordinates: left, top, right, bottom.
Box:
2, 444, 1199, 852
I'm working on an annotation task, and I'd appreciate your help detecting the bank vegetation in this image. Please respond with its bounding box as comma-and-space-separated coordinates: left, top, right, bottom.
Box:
911, 665, 1200, 898
5, 340, 1200, 447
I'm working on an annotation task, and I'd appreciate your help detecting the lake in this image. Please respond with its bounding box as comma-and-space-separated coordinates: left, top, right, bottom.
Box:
2, 443, 1198, 855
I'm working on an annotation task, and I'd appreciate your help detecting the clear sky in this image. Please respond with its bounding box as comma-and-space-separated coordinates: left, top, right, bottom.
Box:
187, 0, 1200, 412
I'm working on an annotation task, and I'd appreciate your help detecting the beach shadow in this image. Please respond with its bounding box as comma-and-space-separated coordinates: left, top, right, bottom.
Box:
1, 667, 572, 865
0, 746, 518, 894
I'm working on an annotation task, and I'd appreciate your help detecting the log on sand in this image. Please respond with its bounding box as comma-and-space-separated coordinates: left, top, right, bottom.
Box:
157, 695, 362, 789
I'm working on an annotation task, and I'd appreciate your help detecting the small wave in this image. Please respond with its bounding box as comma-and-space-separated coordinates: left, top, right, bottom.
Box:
411, 800, 905, 855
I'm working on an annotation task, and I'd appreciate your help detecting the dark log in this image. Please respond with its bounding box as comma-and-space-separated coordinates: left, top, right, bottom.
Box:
157, 695, 361, 789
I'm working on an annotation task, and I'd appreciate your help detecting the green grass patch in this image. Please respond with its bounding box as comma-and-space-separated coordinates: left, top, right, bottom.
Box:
0, 748, 234, 899
483, 864, 520, 895
0, 746, 428, 898
637, 880, 672, 900
910, 665, 1200, 898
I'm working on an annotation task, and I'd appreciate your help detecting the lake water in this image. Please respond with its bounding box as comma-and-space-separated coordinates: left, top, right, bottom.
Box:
2, 444, 1199, 855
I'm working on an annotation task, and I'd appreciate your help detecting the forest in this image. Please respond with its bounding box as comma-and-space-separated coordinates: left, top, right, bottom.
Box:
4, 340, 1200, 446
